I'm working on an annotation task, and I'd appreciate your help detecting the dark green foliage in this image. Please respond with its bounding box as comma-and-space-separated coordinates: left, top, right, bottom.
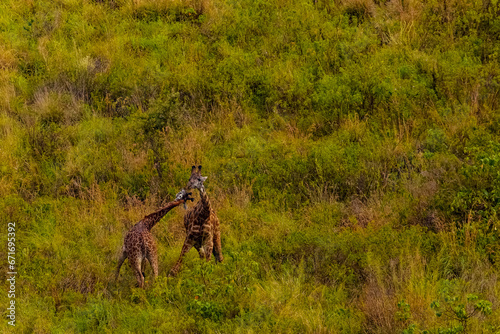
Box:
1, 0, 500, 332
429, 280, 493, 333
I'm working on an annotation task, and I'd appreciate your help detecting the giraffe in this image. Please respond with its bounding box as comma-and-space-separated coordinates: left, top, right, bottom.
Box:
169, 165, 223, 276
115, 189, 193, 288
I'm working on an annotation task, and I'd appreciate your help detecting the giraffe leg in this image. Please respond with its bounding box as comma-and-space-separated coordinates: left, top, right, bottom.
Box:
202, 224, 213, 261
146, 253, 158, 283
115, 248, 127, 281
169, 236, 195, 276
213, 229, 223, 263
195, 244, 206, 259
204, 237, 214, 262
141, 258, 147, 278
146, 242, 158, 284
135, 269, 145, 288
129, 256, 145, 288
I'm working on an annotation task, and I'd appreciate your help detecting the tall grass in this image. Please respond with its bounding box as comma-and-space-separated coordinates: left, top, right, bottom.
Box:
0, 0, 499, 332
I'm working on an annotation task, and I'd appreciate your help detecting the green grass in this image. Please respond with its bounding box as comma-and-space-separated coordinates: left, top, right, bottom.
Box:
1, 0, 500, 332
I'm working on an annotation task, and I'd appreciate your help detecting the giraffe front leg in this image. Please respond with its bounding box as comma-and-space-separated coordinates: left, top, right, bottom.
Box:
169, 236, 194, 277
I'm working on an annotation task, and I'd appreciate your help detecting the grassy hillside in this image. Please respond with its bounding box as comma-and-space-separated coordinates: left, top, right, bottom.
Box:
1, 0, 499, 332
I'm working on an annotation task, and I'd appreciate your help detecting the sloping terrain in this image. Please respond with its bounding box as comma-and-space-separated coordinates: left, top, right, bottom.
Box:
0, 0, 499, 332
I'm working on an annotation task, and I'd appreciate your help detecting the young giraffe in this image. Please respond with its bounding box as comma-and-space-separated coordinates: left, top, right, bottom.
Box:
115, 189, 193, 288
169, 166, 223, 276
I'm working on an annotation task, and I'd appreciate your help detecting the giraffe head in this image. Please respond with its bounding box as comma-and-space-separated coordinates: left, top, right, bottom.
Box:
185, 165, 207, 191
175, 188, 194, 209
175, 189, 194, 202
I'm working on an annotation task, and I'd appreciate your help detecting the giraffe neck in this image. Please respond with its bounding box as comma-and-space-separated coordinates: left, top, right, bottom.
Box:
142, 199, 183, 231
198, 186, 212, 213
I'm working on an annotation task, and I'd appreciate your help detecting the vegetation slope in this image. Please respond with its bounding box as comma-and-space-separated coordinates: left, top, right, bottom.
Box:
0, 0, 499, 332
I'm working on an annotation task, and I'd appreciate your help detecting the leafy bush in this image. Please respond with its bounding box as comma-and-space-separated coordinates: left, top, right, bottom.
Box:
1, 0, 500, 332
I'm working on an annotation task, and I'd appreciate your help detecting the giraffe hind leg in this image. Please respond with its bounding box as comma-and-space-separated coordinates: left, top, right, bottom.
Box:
146, 252, 158, 283
141, 258, 147, 278
204, 239, 214, 262
115, 249, 127, 281
201, 224, 213, 262
196, 244, 206, 259
129, 256, 145, 288
213, 231, 223, 263
135, 269, 145, 288
145, 239, 158, 284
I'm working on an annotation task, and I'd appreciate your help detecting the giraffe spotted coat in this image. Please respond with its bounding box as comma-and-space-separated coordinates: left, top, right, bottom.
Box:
169, 166, 223, 276
115, 190, 192, 288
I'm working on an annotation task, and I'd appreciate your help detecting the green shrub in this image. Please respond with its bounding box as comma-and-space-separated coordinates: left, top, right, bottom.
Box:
1, 0, 500, 332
